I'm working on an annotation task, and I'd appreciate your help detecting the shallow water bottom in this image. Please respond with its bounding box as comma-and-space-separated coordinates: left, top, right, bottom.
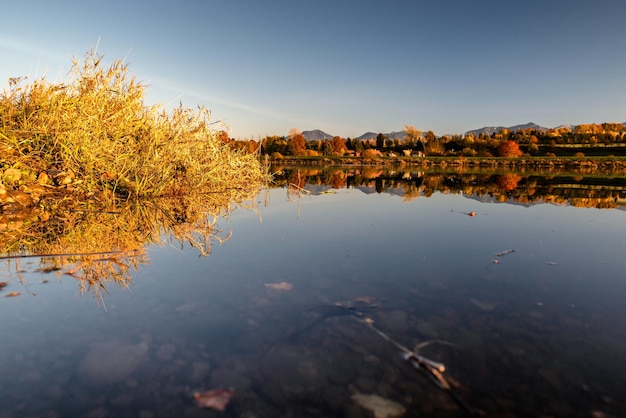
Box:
1, 187, 625, 417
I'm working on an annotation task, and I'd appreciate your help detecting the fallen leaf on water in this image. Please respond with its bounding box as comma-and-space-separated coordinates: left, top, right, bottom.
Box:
4, 291, 20, 297
354, 296, 376, 304
0, 282, 7, 288
468, 211, 476, 217
264, 281, 293, 291
194, 388, 235, 411
471, 298, 496, 312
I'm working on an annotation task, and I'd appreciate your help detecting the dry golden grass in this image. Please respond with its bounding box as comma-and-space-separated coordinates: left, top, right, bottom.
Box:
0, 49, 267, 197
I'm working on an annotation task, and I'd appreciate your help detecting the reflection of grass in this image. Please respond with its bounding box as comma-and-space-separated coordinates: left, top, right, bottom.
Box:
0, 186, 260, 305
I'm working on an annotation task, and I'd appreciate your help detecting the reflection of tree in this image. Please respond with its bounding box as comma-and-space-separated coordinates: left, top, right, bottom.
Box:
495, 174, 523, 191
329, 171, 346, 189
287, 169, 307, 195
271, 165, 626, 209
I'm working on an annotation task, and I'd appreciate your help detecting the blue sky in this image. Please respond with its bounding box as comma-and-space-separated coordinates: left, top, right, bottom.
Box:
2, 0, 625, 139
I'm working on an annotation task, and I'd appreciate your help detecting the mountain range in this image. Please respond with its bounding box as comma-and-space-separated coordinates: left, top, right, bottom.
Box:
301, 122, 625, 141
463, 122, 548, 137
301, 129, 408, 141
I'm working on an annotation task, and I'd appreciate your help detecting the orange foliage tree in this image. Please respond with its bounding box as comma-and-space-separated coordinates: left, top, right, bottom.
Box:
287, 128, 307, 155
497, 140, 523, 157
217, 130, 230, 143
331, 136, 347, 155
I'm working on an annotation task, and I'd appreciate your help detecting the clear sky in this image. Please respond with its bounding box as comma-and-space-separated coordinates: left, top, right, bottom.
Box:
2, 0, 625, 139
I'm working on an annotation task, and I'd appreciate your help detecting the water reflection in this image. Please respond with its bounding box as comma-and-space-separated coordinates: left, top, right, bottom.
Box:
0, 188, 258, 303
1, 167, 626, 417
274, 165, 626, 209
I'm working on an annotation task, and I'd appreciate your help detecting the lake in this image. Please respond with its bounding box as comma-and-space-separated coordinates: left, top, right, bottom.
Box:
1, 167, 625, 417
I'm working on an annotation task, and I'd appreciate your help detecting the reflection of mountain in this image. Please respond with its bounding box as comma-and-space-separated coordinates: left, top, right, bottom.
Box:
272, 166, 626, 210
354, 186, 406, 197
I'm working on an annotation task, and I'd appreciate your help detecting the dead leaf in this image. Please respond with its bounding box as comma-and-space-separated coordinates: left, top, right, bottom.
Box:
264, 281, 293, 291
4, 291, 20, 297
471, 298, 496, 312
194, 388, 235, 411
468, 211, 476, 217
0, 282, 7, 288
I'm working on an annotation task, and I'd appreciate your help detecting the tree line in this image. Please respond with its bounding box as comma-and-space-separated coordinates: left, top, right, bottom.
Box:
223, 123, 626, 158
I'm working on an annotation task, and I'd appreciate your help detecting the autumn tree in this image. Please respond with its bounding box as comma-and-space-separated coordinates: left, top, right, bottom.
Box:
217, 130, 230, 143
287, 128, 307, 155
496, 140, 524, 157
424, 138, 446, 155
331, 136, 347, 156
496, 128, 511, 140
403, 124, 422, 147
288, 128, 302, 140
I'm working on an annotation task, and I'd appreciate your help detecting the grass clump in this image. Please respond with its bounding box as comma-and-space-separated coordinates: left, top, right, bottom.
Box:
0, 49, 266, 197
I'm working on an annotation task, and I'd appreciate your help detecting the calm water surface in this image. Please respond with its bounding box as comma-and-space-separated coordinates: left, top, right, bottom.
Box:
1, 175, 626, 417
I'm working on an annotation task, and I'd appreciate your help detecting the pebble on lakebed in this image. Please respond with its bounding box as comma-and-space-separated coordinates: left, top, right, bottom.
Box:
351, 393, 406, 418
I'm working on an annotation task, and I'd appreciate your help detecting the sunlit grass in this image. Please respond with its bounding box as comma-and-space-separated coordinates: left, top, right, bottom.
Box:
0, 49, 267, 197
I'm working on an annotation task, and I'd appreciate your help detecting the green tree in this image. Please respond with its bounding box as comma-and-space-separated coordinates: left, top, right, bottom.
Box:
376, 133, 386, 149
261, 135, 287, 155
354, 140, 364, 154
322, 140, 333, 156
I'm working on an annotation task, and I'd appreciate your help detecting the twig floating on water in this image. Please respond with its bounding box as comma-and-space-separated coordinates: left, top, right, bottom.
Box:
496, 249, 516, 257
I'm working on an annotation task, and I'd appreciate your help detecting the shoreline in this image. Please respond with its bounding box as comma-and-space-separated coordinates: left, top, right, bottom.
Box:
268, 155, 626, 172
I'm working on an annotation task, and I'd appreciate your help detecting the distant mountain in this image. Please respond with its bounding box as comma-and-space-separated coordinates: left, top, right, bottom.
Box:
304, 129, 406, 141
465, 122, 548, 137
356, 132, 378, 141
356, 131, 406, 141
554, 124, 573, 131
300, 121, 625, 142
302, 129, 333, 141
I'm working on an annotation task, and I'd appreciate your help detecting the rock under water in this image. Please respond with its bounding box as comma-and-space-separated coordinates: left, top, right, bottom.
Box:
78, 339, 150, 386
351, 393, 406, 418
